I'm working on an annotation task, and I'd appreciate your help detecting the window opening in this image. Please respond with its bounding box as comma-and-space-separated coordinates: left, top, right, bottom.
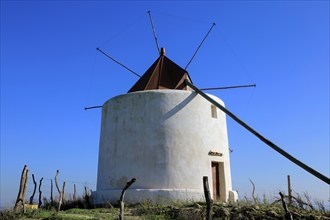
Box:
211, 105, 217, 118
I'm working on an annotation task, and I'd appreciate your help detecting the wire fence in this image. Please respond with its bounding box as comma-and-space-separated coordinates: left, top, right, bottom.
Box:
25, 176, 96, 204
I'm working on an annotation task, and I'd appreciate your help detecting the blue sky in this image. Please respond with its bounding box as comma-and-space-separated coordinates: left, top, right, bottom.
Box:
1, 1, 329, 208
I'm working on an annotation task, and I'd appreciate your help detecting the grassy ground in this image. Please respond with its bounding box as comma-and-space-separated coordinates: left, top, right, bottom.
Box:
1, 201, 330, 220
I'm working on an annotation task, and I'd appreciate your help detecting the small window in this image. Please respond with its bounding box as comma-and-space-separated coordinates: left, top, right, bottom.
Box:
211, 105, 217, 118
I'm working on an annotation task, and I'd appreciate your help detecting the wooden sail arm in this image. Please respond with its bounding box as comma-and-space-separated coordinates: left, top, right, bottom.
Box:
184, 79, 330, 185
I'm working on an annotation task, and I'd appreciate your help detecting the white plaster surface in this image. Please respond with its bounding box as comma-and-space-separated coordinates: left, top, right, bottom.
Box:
92, 90, 234, 204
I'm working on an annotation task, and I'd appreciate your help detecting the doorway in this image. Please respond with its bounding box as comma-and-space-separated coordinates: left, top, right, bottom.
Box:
212, 161, 226, 201
211, 162, 220, 200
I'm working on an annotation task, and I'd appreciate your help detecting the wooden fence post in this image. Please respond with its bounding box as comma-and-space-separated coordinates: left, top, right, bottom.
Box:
62, 182, 66, 204
55, 170, 66, 211
50, 179, 53, 204
73, 184, 77, 201
279, 192, 293, 220
287, 175, 292, 206
14, 165, 29, 212
38, 177, 44, 208
29, 174, 37, 205
119, 178, 136, 220
249, 178, 257, 204
203, 176, 213, 220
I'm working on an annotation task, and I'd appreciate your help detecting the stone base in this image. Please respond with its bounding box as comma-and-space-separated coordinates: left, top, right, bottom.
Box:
228, 190, 238, 203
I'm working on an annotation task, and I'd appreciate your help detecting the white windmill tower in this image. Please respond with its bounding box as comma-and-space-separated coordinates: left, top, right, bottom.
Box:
92, 48, 238, 204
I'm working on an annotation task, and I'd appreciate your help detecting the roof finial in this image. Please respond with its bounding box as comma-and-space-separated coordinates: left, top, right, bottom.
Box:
160, 47, 166, 56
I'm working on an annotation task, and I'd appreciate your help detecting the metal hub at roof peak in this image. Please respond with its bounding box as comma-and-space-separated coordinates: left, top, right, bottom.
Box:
160, 47, 166, 56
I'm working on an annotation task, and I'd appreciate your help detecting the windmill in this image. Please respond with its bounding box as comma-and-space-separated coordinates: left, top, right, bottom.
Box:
90, 12, 329, 205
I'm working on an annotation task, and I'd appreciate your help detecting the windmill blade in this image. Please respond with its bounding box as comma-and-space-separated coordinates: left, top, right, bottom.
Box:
200, 84, 256, 91
97, 47, 141, 78
147, 11, 161, 55
185, 22, 216, 70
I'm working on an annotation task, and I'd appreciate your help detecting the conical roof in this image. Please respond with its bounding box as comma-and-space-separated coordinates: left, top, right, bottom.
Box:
128, 48, 192, 93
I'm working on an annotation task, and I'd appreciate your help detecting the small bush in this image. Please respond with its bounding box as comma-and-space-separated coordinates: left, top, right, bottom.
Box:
0, 209, 18, 220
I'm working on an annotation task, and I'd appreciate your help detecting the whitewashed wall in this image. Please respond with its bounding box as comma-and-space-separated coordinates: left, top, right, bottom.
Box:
92, 90, 235, 204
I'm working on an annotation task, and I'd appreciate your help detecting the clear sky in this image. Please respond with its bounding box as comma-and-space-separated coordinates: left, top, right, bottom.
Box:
1, 1, 329, 208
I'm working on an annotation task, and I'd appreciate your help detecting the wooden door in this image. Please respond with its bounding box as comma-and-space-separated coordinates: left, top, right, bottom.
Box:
212, 162, 220, 200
